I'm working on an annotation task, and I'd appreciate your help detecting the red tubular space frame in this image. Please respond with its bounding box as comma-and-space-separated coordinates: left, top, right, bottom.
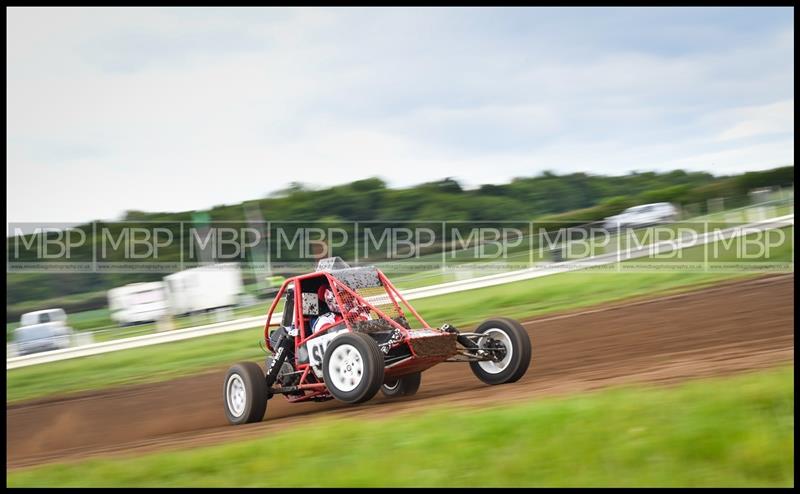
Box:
261, 268, 437, 399
264, 269, 434, 347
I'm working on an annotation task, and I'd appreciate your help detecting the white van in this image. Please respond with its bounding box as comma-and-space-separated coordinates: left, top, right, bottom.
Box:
163, 263, 244, 316
108, 281, 168, 325
604, 202, 678, 230
15, 308, 74, 355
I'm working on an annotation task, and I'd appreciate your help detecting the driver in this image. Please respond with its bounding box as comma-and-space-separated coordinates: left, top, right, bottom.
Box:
311, 287, 371, 333
311, 288, 345, 333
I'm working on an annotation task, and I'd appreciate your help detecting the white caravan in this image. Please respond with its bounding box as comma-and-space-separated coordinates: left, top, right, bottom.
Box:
108, 281, 169, 325
163, 263, 244, 316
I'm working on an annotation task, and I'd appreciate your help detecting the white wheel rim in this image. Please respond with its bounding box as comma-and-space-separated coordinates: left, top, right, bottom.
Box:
478, 328, 513, 374
328, 344, 364, 392
226, 374, 247, 417
383, 378, 400, 391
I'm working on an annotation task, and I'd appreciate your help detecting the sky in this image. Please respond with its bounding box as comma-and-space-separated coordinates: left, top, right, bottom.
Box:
6, 7, 795, 223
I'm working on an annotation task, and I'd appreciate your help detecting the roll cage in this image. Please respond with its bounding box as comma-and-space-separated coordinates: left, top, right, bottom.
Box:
262, 263, 447, 402
264, 267, 429, 345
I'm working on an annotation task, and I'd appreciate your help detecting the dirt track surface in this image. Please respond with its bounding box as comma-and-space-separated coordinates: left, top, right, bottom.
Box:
7, 275, 794, 469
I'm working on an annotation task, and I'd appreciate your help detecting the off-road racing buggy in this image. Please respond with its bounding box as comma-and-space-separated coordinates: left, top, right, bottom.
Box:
224, 257, 531, 425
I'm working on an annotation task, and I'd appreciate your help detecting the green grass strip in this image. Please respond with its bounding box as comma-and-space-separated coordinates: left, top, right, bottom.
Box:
7, 366, 794, 487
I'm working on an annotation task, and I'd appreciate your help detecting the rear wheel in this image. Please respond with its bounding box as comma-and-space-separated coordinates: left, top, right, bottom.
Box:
224, 362, 268, 425
469, 318, 531, 385
381, 372, 421, 397
323, 332, 385, 404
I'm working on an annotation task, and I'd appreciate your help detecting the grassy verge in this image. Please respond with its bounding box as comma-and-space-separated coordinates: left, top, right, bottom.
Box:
7, 296, 278, 344
81, 302, 276, 344
7, 366, 794, 487
5, 328, 266, 404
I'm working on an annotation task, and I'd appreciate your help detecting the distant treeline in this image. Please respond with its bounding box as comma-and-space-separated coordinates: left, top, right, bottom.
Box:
152, 165, 794, 223
6, 165, 794, 318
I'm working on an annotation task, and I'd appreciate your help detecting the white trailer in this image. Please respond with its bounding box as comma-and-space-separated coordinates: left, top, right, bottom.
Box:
108, 281, 168, 325
163, 263, 244, 316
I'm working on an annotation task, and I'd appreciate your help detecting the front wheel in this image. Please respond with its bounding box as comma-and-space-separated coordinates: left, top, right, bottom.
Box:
323, 332, 385, 404
224, 362, 268, 425
469, 318, 531, 385
381, 372, 421, 397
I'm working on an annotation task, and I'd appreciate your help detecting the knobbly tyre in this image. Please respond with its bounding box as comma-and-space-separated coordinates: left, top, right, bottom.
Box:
223, 257, 532, 424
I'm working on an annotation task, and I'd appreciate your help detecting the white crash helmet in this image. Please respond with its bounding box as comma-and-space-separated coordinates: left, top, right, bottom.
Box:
324, 288, 340, 313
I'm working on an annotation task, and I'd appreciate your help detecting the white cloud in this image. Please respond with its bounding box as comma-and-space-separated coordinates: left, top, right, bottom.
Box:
5, 7, 795, 223
716, 99, 794, 141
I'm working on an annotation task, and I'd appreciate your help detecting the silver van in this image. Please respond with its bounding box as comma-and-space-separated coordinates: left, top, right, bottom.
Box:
15, 308, 74, 356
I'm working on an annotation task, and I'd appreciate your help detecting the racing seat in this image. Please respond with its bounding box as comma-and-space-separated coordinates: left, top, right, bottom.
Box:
300, 291, 322, 338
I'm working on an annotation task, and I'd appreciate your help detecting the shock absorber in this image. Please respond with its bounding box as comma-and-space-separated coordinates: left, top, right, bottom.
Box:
441, 323, 479, 350
265, 332, 294, 395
